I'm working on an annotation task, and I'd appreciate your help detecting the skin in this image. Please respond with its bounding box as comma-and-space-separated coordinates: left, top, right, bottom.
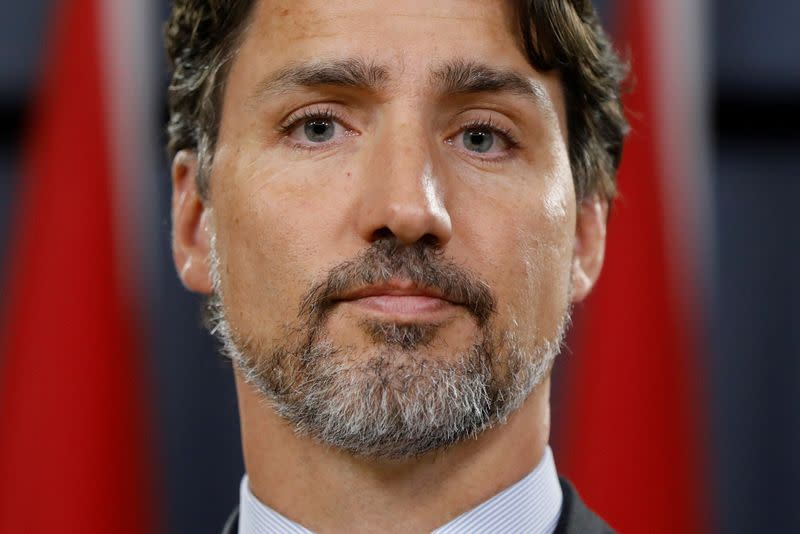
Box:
171, 0, 607, 532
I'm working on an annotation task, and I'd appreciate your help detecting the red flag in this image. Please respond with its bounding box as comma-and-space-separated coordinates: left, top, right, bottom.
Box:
0, 0, 157, 532
557, 1, 711, 532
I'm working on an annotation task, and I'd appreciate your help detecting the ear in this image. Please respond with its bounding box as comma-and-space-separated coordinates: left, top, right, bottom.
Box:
570, 195, 608, 303
171, 150, 213, 294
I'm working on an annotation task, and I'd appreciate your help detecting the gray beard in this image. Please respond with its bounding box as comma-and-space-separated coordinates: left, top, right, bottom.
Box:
206, 232, 570, 459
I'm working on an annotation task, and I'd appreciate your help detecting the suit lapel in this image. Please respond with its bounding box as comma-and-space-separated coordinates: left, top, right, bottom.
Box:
554, 478, 615, 534
221, 506, 239, 534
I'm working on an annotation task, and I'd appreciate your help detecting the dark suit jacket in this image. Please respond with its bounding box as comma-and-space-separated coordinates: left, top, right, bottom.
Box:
222, 477, 614, 533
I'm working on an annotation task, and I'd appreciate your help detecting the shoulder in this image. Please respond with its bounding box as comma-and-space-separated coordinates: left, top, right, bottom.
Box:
554, 477, 616, 534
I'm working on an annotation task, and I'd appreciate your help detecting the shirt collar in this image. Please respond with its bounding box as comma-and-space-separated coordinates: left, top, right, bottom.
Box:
239, 446, 563, 534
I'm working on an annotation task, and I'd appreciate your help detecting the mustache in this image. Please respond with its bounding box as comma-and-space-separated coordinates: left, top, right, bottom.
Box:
298, 237, 497, 327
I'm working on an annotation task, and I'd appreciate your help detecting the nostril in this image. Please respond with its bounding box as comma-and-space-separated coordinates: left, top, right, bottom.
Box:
371, 226, 394, 241
369, 228, 440, 249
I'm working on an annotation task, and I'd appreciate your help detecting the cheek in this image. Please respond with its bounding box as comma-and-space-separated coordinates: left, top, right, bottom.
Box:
210, 148, 348, 337
512, 220, 572, 332
214, 204, 299, 336
465, 177, 575, 339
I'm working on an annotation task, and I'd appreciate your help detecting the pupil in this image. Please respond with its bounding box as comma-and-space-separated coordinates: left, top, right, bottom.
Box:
305, 120, 334, 142
464, 130, 493, 153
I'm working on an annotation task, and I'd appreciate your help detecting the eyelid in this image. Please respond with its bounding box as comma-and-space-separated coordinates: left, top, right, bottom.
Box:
457, 116, 519, 147
277, 103, 361, 151
444, 115, 522, 163
278, 104, 346, 133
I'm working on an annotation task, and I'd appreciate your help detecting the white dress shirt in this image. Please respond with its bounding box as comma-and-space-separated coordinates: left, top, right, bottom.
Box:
239, 446, 563, 533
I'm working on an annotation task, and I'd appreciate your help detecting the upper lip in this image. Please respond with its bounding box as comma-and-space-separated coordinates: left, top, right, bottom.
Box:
336, 280, 457, 304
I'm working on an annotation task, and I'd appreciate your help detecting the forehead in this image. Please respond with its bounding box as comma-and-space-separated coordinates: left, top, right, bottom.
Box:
232, 0, 533, 87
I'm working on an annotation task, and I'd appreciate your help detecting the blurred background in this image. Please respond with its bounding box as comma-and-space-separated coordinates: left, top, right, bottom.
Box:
0, 0, 797, 533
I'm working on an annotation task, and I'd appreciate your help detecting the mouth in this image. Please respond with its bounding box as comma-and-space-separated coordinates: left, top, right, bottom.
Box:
334, 279, 462, 322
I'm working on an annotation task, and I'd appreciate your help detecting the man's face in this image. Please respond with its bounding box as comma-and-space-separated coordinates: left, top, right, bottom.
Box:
174, 0, 605, 457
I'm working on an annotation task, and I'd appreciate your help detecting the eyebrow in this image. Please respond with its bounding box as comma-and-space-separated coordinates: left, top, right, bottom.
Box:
247, 58, 389, 102
247, 58, 546, 109
430, 60, 546, 105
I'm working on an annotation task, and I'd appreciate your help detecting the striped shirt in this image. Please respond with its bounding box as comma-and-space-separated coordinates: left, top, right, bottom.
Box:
238, 446, 563, 533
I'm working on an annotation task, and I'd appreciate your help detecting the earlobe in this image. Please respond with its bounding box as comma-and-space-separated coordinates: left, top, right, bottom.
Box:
570, 195, 608, 303
171, 150, 214, 294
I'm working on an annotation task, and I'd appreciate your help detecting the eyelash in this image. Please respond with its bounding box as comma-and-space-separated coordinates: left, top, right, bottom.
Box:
458, 118, 520, 150
277, 107, 520, 156
278, 106, 341, 134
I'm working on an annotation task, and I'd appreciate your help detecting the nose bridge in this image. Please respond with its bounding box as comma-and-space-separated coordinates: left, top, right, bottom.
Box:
357, 107, 452, 246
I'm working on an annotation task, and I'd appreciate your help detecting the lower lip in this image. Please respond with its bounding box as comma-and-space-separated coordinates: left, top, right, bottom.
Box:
342, 295, 456, 319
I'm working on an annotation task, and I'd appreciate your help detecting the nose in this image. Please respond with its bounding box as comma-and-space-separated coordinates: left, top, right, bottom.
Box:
356, 122, 453, 247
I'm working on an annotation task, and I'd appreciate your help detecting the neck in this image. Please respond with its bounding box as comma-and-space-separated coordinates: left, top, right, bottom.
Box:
235, 372, 552, 534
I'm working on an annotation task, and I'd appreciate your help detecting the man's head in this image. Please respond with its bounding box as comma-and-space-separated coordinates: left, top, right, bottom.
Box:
166, 0, 626, 202
167, 0, 627, 458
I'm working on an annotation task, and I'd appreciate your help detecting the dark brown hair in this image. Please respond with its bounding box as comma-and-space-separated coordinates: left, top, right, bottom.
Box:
165, 0, 628, 201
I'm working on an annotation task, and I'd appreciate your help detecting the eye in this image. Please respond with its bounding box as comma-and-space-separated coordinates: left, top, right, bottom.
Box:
448, 120, 516, 158
288, 117, 346, 145
462, 129, 497, 153
280, 107, 355, 148
301, 118, 337, 143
